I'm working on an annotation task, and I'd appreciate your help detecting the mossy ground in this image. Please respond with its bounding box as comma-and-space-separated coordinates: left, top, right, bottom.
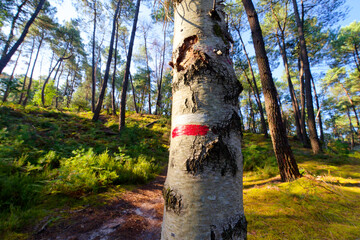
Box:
242, 133, 360, 239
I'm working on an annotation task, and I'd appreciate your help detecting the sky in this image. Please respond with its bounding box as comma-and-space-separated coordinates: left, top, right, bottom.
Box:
3, 0, 360, 84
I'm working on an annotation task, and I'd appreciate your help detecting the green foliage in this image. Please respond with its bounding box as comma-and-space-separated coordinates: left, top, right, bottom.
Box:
51, 148, 159, 195
241, 133, 278, 175
32, 80, 57, 106
0, 104, 170, 237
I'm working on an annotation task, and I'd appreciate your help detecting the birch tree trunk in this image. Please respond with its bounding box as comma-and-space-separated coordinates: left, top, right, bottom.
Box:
161, 0, 247, 238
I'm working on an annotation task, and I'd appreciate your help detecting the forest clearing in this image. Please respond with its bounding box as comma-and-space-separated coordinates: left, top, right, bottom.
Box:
0, 105, 359, 239
1, 0, 360, 239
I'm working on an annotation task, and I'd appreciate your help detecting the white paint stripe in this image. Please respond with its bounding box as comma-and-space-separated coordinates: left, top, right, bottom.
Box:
172, 114, 209, 127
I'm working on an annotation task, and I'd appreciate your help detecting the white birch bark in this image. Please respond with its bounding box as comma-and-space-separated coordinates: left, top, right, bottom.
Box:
161, 0, 247, 238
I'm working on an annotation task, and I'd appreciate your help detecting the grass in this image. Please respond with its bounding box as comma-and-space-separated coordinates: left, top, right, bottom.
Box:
0, 104, 359, 239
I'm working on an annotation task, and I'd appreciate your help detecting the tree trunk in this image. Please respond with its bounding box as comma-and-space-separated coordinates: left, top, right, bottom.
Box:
41, 58, 61, 106
1, 0, 28, 58
276, 32, 302, 140
292, 0, 321, 154
310, 76, 324, 143
338, 81, 360, 132
23, 35, 44, 106
67, 67, 78, 108
92, 0, 121, 121
2, 48, 22, 102
242, 0, 301, 181
143, 28, 152, 114
0, 0, 45, 75
55, 64, 65, 109
18, 38, 35, 104
121, 36, 139, 114
248, 90, 256, 132
236, 27, 268, 137
161, 0, 247, 238
155, 26, 167, 115
298, 56, 309, 147
129, 74, 138, 113
111, 21, 120, 116
91, 0, 97, 113
119, 0, 141, 130
346, 106, 355, 149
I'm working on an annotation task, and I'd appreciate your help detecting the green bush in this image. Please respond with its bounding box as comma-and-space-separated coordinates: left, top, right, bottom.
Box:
242, 144, 277, 171
50, 148, 159, 195
0, 173, 43, 211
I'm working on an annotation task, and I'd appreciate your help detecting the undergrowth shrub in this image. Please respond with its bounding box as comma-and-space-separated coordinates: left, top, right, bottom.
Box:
0, 174, 42, 211
50, 148, 160, 195
242, 144, 277, 172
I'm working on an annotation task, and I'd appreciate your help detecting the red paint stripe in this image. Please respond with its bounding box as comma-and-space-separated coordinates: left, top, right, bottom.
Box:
172, 125, 209, 138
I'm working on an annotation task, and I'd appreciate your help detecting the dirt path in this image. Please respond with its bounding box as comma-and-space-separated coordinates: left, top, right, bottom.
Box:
33, 173, 165, 240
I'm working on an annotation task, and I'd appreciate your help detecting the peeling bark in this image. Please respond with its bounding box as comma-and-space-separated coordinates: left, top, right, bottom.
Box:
161, 0, 246, 238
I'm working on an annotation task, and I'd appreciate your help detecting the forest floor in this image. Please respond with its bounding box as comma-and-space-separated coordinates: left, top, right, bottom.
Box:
1, 104, 360, 239
31, 171, 166, 240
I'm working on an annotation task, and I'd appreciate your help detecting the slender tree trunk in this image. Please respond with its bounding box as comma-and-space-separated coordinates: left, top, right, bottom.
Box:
346, 106, 355, 149
155, 26, 167, 115
338, 81, 360, 131
55, 64, 65, 109
91, 0, 97, 113
23, 35, 44, 106
292, 0, 321, 154
18, 38, 35, 104
121, 36, 139, 113
48, 50, 55, 75
298, 56, 309, 147
310, 76, 324, 143
0, 0, 45, 75
111, 21, 120, 116
129, 74, 138, 113
2, 48, 22, 102
248, 90, 256, 132
40, 50, 72, 107
276, 32, 302, 140
143, 28, 152, 114
67, 67, 78, 108
236, 27, 268, 137
119, 0, 141, 130
42, 58, 61, 106
1, 0, 28, 58
63, 69, 71, 102
93, 0, 122, 121
242, 0, 301, 181
161, 0, 247, 238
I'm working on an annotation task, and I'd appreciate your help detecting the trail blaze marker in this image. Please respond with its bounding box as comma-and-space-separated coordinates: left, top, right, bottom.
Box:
172, 125, 209, 138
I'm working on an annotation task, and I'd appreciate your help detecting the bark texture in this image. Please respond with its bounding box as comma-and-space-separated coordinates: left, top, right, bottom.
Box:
161, 0, 246, 239
242, 0, 301, 182
292, 0, 321, 154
